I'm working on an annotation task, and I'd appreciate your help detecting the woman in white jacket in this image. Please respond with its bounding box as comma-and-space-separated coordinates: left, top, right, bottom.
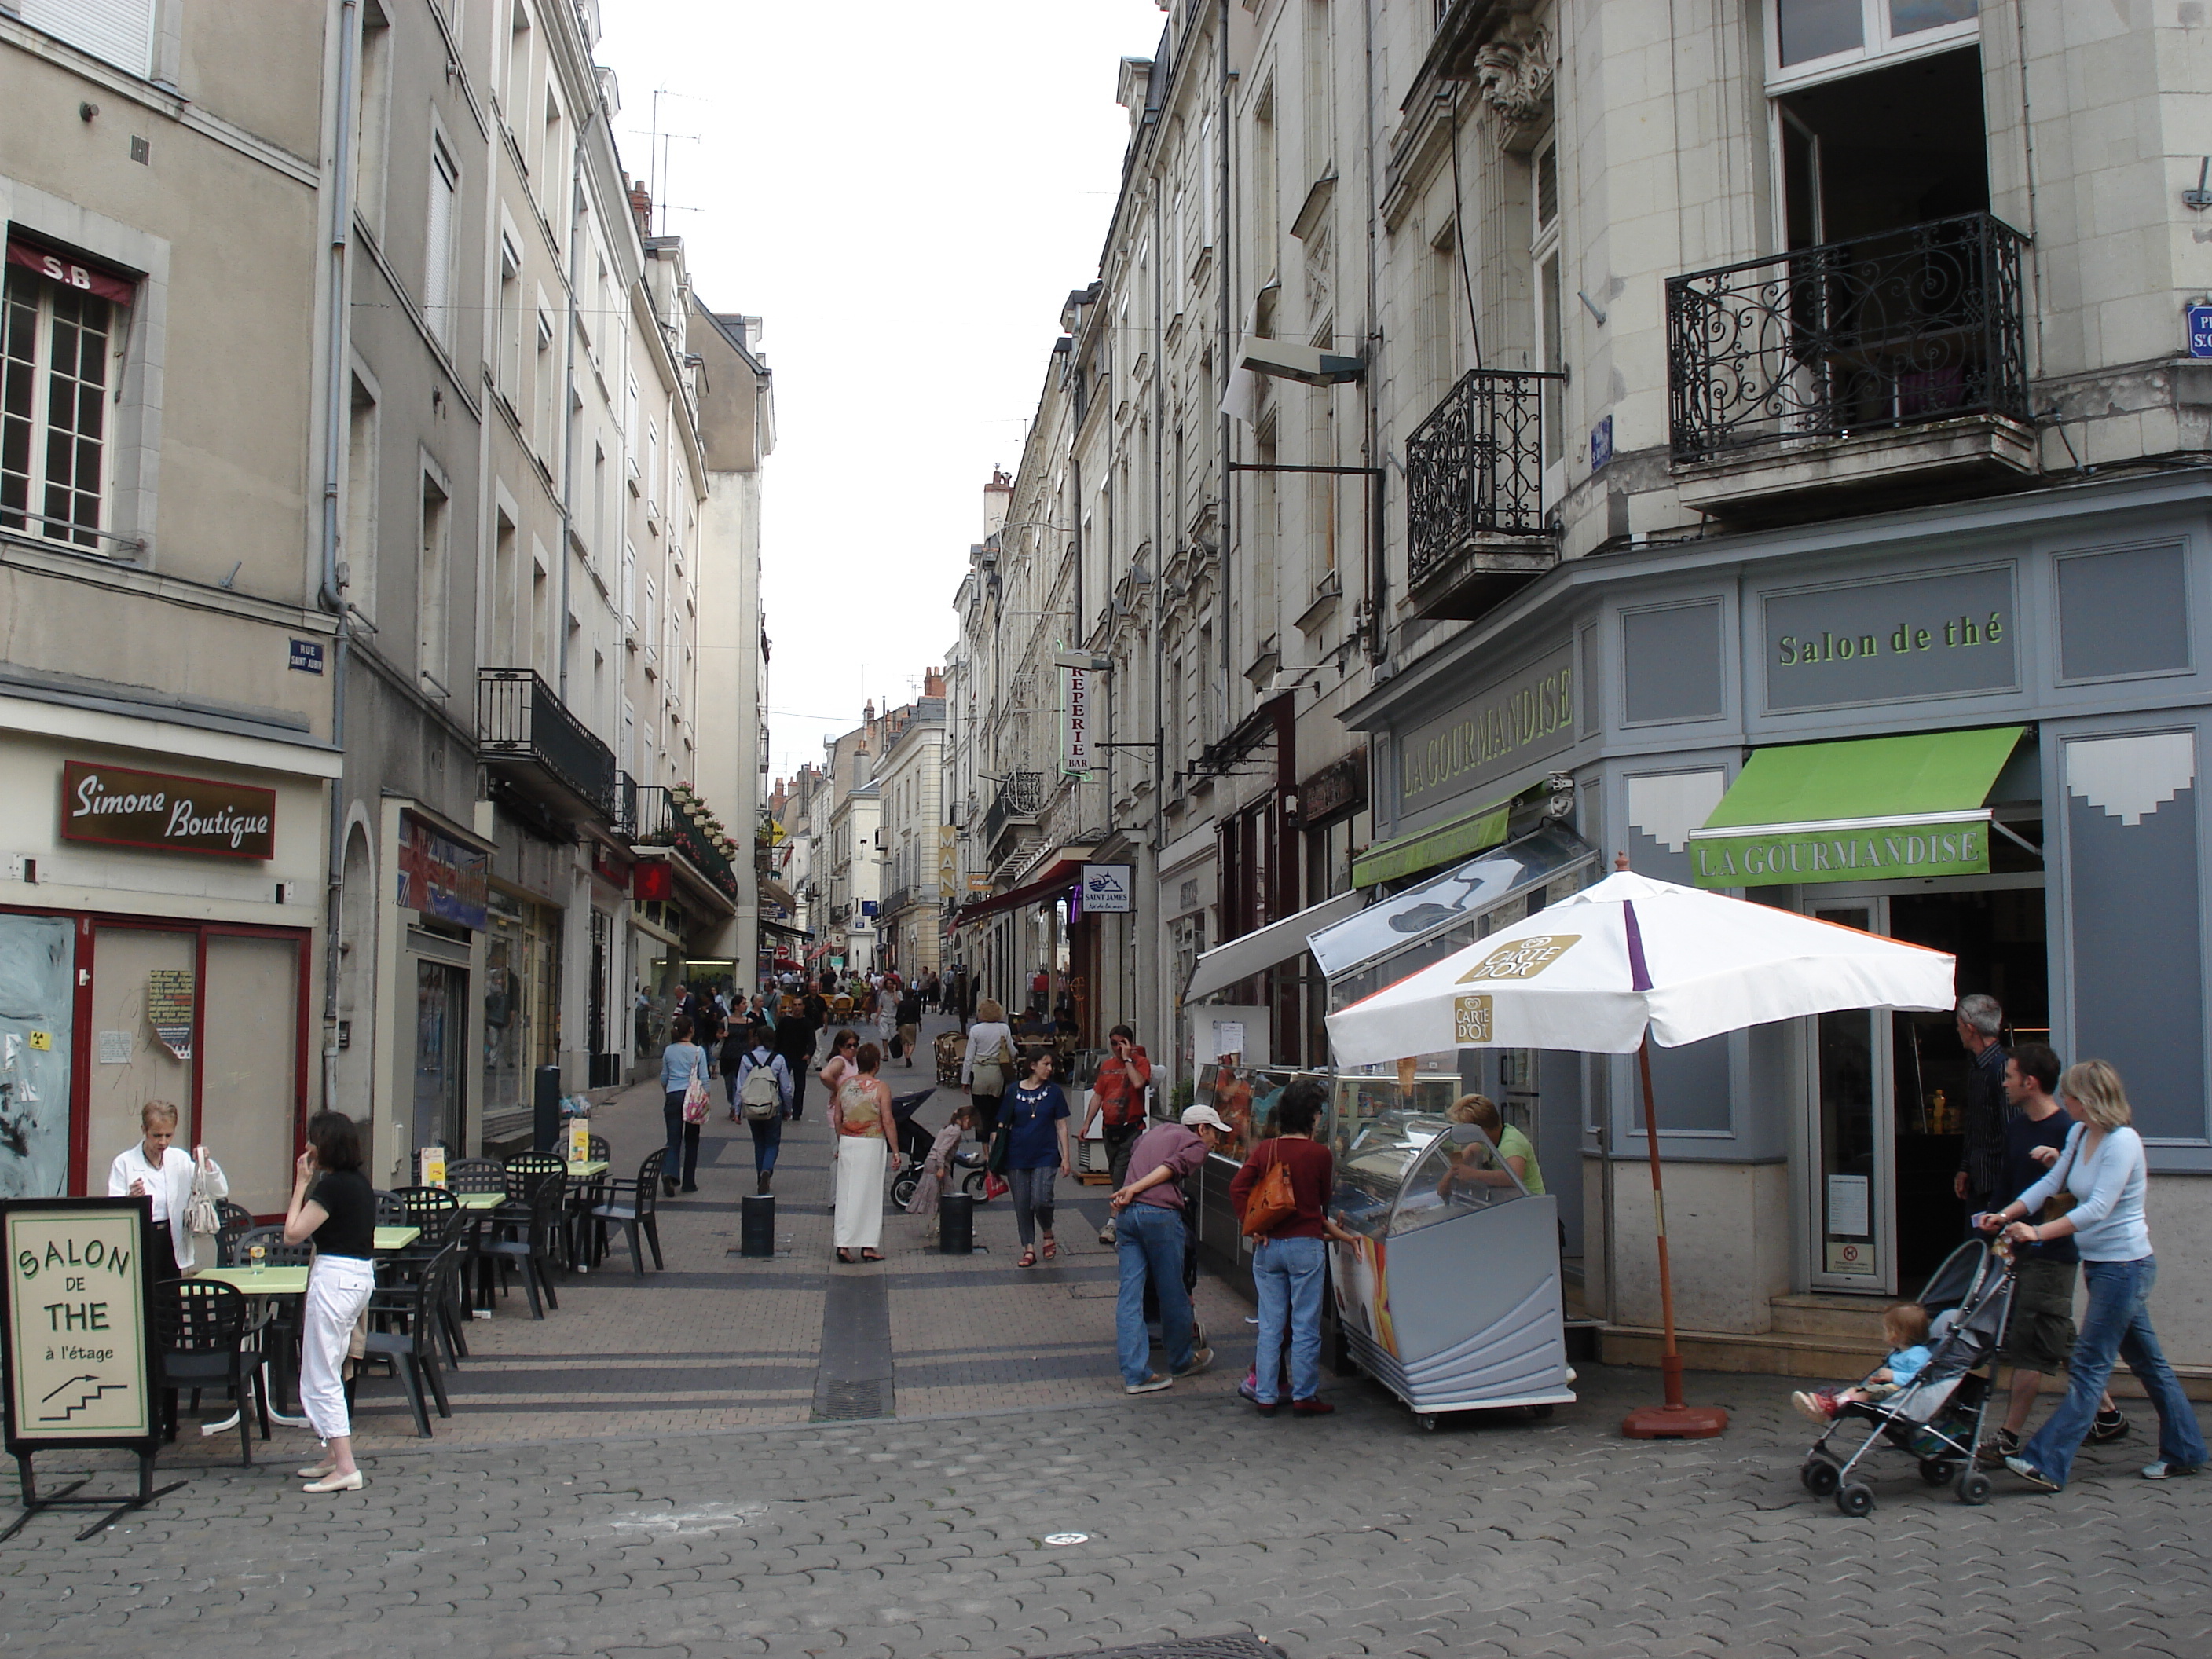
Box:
106, 1099, 227, 1278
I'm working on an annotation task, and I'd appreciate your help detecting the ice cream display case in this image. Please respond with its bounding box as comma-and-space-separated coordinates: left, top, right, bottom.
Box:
1328, 1111, 1574, 1427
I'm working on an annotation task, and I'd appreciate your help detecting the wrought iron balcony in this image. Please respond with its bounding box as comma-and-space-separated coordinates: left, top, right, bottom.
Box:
478, 668, 618, 822
634, 784, 740, 902
983, 769, 1048, 856
611, 770, 638, 840
1667, 212, 2031, 467
1404, 368, 1562, 621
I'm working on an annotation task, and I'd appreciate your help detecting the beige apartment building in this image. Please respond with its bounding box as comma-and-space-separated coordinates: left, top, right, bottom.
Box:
963, 0, 2212, 1385
0, 0, 340, 1217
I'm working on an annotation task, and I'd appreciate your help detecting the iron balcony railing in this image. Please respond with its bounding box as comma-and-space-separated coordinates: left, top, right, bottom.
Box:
1667, 211, 2031, 465
982, 769, 1049, 851
1404, 368, 1559, 590
634, 785, 740, 900
478, 668, 618, 821
611, 770, 638, 840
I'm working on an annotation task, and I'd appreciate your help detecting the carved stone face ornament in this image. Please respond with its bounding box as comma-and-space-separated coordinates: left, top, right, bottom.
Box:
1470, 27, 1555, 130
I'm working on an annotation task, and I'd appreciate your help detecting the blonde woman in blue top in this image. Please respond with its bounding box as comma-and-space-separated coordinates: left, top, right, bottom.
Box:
1978, 1059, 2208, 1490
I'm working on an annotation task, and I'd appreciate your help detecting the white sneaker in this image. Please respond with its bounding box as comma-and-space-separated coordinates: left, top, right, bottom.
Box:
1125, 1373, 1173, 1395
1098, 1221, 1117, 1245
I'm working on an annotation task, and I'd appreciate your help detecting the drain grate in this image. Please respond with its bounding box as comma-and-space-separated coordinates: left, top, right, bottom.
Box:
815, 1379, 887, 1421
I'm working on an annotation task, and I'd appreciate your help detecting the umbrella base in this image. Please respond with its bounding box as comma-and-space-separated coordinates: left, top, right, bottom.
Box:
1621, 1402, 1730, 1439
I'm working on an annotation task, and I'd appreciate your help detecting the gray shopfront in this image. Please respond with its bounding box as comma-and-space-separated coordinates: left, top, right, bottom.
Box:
1349, 471, 2212, 1347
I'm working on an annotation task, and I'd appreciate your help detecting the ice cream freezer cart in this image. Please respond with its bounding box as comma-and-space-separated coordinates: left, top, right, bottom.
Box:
1328, 1108, 1575, 1428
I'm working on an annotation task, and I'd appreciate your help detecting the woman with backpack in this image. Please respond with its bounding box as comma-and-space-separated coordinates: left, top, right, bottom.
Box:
961, 997, 1016, 1142
731, 1020, 794, 1195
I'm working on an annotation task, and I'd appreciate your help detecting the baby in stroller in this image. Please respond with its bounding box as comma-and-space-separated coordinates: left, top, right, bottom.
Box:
1793, 1303, 1934, 1424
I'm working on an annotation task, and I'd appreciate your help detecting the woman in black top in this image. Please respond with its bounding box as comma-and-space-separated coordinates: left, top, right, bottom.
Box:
283, 1111, 378, 1493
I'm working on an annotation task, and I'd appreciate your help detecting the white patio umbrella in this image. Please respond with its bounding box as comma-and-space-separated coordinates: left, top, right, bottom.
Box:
1325, 866, 1956, 1437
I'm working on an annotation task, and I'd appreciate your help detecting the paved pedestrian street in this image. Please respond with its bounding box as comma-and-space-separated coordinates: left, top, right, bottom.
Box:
5, 1042, 2207, 1657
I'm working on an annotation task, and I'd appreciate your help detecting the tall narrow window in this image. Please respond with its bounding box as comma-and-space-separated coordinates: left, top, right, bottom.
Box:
505, 2, 533, 137
1254, 82, 1278, 279
343, 376, 378, 614
1530, 137, 1565, 484
355, 3, 394, 236
418, 473, 449, 691
496, 233, 522, 403
2, 261, 116, 551
492, 506, 518, 665
425, 136, 460, 347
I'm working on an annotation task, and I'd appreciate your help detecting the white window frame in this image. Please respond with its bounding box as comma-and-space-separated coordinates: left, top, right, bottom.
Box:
425, 133, 461, 348
1766, 0, 1980, 94
2, 261, 120, 553
1529, 134, 1566, 502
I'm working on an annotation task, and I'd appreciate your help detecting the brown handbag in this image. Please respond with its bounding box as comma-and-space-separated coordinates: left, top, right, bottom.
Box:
1240, 1145, 1301, 1238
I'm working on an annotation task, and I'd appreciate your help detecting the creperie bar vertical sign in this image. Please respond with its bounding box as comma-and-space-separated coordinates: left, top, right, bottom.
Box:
1067, 667, 1090, 771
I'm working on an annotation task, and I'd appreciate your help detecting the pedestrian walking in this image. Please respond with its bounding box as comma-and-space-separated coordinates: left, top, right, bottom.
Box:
1976, 1042, 2126, 1466
961, 998, 1016, 1141
819, 1026, 861, 1104
1982, 1060, 2208, 1491
1231, 1079, 1360, 1416
773, 994, 818, 1120
660, 1013, 710, 1196
998, 1047, 1073, 1268
282, 1110, 377, 1493
1955, 993, 2010, 1221
832, 1042, 896, 1264
895, 982, 922, 1068
1080, 1025, 1153, 1244
732, 1024, 794, 1194
107, 1099, 228, 1280
1107, 1104, 1232, 1393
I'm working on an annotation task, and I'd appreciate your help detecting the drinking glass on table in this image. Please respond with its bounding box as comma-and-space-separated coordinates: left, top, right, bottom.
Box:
249, 1242, 266, 1276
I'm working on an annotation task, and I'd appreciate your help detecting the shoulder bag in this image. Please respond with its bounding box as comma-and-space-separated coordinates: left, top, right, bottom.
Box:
2038, 1129, 2082, 1225
181, 1156, 222, 1236
1240, 1142, 1301, 1239
681, 1051, 713, 1124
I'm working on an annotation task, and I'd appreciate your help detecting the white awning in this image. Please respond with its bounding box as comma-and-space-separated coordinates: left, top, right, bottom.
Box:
1183, 888, 1368, 1005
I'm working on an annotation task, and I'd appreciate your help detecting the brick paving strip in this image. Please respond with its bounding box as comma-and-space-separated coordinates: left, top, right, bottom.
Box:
8, 1015, 2207, 1654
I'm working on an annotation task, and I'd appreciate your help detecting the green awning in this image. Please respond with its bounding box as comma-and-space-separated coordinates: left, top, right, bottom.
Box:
1687, 726, 2026, 888
1352, 797, 1511, 887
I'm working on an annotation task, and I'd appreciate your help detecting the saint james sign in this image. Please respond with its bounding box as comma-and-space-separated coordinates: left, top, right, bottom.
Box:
58, 761, 276, 861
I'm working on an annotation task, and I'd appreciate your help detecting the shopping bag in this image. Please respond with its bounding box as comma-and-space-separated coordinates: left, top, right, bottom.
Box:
983, 1172, 1009, 1202
682, 1073, 713, 1124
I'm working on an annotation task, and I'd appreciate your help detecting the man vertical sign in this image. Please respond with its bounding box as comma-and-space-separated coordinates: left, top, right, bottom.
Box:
1, 1196, 181, 1540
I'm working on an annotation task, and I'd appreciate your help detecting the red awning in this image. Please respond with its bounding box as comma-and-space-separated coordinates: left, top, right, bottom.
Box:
952, 860, 1083, 925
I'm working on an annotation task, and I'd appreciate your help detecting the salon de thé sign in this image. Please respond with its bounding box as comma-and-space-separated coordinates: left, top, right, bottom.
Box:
59, 761, 276, 861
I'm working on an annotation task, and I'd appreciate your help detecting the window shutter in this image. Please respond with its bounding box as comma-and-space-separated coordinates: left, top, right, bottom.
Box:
21, 0, 156, 77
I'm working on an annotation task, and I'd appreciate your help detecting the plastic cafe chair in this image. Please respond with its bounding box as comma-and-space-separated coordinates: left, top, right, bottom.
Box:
353, 1243, 460, 1437
375, 1190, 407, 1227
214, 1200, 255, 1266
386, 1186, 467, 1364
153, 1277, 266, 1467
479, 1161, 564, 1317
588, 1148, 668, 1276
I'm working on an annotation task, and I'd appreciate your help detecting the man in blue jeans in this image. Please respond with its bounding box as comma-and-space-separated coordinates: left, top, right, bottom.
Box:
1108, 1104, 1233, 1394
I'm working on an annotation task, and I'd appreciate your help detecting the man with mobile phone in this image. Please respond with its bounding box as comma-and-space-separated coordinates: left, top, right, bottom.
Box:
1082, 1024, 1153, 1243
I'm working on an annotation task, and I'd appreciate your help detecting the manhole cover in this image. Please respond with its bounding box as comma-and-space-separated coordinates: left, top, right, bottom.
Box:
1043, 1532, 1090, 1546
814, 1379, 887, 1422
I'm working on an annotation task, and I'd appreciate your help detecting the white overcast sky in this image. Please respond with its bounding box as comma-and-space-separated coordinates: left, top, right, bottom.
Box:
595, 0, 1172, 786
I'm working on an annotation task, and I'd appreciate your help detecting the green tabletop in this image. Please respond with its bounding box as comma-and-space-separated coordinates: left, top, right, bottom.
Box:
566, 1160, 610, 1178
374, 1225, 420, 1251
456, 1191, 504, 1210
199, 1265, 310, 1295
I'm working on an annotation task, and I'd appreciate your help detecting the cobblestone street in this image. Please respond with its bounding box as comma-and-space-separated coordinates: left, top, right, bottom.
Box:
5, 1021, 2209, 1657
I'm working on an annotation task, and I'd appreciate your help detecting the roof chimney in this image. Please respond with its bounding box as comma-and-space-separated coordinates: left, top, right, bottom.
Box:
627, 178, 653, 238
924, 667, 946, 699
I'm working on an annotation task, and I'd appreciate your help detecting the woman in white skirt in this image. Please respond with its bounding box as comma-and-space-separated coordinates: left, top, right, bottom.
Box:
281, 1111, 379, 1493
832, 1041, 897, 1263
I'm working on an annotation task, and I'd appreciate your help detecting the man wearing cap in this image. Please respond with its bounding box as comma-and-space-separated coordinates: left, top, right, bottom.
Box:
1108, 1105, 1231, 1395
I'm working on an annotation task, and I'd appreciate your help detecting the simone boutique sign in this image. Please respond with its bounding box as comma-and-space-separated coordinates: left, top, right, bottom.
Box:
59, 761, 276, 860
1397, 645, 1576, 816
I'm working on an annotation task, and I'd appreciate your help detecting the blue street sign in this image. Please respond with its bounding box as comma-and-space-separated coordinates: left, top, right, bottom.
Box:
2189, 306, 2212, 359
287, 638, 326, 674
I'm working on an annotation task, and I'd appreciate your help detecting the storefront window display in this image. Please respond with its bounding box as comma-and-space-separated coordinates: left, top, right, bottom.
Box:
482, 892, 560, 1133
0, 912, 75, 1199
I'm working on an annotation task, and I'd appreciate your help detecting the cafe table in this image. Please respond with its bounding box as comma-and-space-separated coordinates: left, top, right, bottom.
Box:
196, 1265, 313, 1428
374, 1225, 421, 1252
566, 1160, 610, 1179
456, 1191, 505, 1210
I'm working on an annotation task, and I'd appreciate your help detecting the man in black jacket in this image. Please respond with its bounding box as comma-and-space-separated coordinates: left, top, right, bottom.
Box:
773, 993, 818, 1120
1954, 993, 2010, 1223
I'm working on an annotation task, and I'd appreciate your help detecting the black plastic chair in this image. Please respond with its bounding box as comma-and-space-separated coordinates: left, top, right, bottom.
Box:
153, 1278, 265, 1466
375, 1190, 406, 1226
588, 1149, 668, 1276
356, 1244, 459, 1437
214, 1201, 255, 1266
233, 1225, 313, 1268
386, 1186, 467, 1362
480, 1163, 564, 1317
445, 1158, 507, 1195
565, 1139, 616, 1269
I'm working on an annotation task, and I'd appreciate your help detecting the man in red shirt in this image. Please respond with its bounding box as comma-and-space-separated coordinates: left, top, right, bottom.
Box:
1081, 1024, 1153, 1244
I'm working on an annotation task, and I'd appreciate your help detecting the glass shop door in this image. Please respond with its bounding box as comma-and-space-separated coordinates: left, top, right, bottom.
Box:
1806, 896, 1895, 1294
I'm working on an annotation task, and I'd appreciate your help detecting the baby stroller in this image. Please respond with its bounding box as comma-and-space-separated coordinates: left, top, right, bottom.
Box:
1800, 1239, 2016, 1515
934, 1029, 966, 1086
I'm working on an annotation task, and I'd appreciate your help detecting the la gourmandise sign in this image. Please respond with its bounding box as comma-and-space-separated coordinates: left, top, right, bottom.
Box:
59, 761, 276, 860
1691, 818, 1989, 887
1399, 646, 1575, 813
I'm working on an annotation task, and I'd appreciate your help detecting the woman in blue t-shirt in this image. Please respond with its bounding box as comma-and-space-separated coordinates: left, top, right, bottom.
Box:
998, 1047, 1071, 1266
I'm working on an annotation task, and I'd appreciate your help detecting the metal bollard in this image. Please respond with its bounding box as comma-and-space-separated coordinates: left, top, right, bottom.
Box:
937, 1191, 973, 1255
740, 1192, 775, 1258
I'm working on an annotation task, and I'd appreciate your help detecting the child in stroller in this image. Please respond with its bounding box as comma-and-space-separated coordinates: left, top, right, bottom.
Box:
1796, 1238, 2016, 1515
1792, 1304, 1933, 1424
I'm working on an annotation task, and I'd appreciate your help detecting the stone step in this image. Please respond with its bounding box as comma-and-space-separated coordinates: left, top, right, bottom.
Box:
1600, 1323, 2212, 1401
1769, 1292, 1895, 1339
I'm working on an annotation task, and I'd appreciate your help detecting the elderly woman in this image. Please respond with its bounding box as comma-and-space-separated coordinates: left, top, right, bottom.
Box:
1979, 1060, 2208, 1491
832, 1042, 898, 1264
283, 1111, 379, 1494
108, 1100, 227, 1280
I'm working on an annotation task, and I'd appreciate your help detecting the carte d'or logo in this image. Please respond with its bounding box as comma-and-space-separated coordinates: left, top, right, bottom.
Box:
1453, 994, 1495, 1043
1456, 934, 1580, 983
